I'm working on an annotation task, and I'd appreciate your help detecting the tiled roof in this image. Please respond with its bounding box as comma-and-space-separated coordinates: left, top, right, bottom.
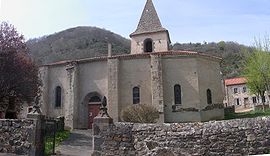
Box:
130, 0, 167, 36
42, 50, 221, 66
224, 77, 247, 86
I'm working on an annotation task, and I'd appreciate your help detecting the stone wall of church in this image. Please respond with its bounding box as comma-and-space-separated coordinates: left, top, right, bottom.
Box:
95, 117, 270, 156
162, 56, 200, 122
197, 57, 224, 108
131, 32, 169, 54
197, 57, 224, 121
77, 61, 108, 128
47, 64, 68, 118
118, 58, 152, 120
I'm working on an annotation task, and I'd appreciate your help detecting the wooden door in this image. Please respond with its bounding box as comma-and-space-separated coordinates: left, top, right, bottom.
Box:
88, 104, 101, 129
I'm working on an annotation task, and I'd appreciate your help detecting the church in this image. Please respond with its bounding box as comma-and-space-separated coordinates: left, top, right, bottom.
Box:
39, 0, 224, 129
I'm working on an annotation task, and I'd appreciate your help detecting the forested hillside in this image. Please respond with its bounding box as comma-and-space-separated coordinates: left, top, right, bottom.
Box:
27, 26, 253, 78
27, 26, 130, 64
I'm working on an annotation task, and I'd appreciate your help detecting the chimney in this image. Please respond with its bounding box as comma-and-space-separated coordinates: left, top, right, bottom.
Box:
108, 43, 112, 57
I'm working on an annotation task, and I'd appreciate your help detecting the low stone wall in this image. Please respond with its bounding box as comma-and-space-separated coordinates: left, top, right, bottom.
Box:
96, 117, 270, 156
0, 119, 35, 155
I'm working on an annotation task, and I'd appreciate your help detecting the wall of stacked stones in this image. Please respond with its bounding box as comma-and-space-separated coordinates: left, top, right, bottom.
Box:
99, 117, 270, 156
0, 119, 35, 155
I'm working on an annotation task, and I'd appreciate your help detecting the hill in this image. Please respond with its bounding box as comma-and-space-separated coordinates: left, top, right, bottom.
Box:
27, 26, 130, 64
27, 27, 253, 78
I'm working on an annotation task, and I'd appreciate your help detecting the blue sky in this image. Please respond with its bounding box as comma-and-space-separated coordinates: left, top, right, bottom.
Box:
1, 0, 270, 46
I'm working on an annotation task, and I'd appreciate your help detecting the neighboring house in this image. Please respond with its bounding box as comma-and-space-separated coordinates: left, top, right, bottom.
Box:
224, 77, 269, 108
39, 0, 224, 129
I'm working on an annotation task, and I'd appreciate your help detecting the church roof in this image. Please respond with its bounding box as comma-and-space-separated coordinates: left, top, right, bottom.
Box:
43, 50, 222, 66
130, 0, 167, 36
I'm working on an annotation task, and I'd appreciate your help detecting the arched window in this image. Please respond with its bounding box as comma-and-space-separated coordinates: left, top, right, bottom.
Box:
207, 89, 212, 104
55, 86, 62, 108
144, 38, 153, 52
133, 87, 140, 104
174, 84, 182, 105
89, 96, 101, 103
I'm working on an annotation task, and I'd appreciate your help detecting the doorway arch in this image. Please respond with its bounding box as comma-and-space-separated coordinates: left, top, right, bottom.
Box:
81, 92, 102, 129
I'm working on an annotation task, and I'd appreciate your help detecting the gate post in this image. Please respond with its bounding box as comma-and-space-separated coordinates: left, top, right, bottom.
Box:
92, 97, 113, 156
27, 106, 45, 156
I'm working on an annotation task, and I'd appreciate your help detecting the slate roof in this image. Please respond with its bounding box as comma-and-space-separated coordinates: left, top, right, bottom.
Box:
224, 77, 247, 86
130, 0, 167, 36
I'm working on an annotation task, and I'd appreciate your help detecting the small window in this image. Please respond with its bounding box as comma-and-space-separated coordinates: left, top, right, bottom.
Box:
234, 88, 238, 94
55, 86, 62, 108
252, 97, 257, 104
144, 38, 153, 52
28, 107, 33, 113
207, 89, 212, 104
242, 87, 247, 93
244, 98, 249, 105
133, 87, 140, 104
236, 98, 240, 105
262, 96, 266, 103
174, 84, 182, 105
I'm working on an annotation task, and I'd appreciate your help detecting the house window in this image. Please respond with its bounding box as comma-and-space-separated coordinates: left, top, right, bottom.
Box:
133, 87, 140, 104
234, 88, 238, 94
244, 98, 249, 105
236, 98, 240, 105
207, 89, 212, 104
174, 84, 182, 105
262, 96, 266, 103
252, 97, 257, 104
144, 38, 153, 52
243, 87, 247, 93
55, 86, 62, 108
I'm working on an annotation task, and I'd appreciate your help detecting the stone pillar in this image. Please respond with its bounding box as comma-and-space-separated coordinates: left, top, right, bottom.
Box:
39, 66, 49, 115
108, 43, 112, 57
27, 113, 45, 156
66, 62, 79, 129
92, 97, 113, 156
107, 58, 119, 121
150, 54, 164, 122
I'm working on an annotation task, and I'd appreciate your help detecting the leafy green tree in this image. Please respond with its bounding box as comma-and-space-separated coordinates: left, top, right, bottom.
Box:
242, 38, 270, 111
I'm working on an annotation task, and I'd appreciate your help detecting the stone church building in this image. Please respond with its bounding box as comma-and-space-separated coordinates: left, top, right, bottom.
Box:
40, 0, 224, 129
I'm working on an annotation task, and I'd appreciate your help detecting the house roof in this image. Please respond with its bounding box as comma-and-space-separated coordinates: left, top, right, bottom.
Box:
224, 77, 247, 86
130, 0, 167, 37
42, 50, 222, 66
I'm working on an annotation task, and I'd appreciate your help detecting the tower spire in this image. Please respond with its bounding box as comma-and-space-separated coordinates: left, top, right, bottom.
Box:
130, 0, 167, 36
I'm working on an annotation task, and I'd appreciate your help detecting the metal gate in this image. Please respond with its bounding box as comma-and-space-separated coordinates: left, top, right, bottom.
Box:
45, 118, 57, 155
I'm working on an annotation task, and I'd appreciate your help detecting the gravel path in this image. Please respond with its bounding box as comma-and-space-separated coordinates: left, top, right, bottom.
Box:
55, 129, 93, 156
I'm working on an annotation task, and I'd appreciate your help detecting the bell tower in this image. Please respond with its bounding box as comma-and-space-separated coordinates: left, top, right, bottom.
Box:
130, 0, 171, 54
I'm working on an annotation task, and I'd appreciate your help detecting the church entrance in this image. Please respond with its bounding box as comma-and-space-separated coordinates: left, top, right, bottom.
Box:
81, 92, 103, 129
87, 95, 101, 129
88, 104, 100, 129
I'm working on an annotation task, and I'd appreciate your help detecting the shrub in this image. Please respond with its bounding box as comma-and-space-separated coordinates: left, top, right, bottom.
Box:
121, 104, 159, 123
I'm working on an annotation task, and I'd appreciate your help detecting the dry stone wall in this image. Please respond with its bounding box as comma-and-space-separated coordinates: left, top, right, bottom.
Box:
97, 117, 270, 156
0, 119, 35, 155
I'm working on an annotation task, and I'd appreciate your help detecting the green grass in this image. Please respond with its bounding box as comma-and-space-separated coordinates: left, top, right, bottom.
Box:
225, 108, 270, 120
45, 130, 70, 156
